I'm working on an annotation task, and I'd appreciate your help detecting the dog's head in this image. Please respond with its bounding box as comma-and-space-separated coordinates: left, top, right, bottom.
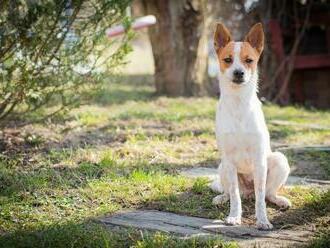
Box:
214, 23, 264, 87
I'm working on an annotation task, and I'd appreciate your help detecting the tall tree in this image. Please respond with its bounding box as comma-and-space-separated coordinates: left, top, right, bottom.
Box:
142, 0, 208, 96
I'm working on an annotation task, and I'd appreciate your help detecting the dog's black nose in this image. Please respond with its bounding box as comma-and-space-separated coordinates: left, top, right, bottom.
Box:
233, 70, 244, 78
233, 70, 244, 84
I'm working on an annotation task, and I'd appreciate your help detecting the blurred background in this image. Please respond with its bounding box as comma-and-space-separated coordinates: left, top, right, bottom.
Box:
129, 0, 330, 108
1, 0, 330, 123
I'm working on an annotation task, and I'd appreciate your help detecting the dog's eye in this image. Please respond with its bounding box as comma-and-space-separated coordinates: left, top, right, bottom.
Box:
223, 58, 232, 64
245, 58, 253, 64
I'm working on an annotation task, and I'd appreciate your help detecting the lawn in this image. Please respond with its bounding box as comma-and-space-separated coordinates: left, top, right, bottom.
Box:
0, 75, 329, 247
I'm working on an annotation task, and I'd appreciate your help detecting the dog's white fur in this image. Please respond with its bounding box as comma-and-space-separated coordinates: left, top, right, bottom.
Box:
212, 25, 291, 230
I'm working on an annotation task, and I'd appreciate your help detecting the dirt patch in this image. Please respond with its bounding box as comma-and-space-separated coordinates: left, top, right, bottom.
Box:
282, 148, 330, 180
290, 160, 327, 179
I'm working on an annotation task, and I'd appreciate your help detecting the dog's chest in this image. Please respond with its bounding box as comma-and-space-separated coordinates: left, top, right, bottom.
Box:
219, 132, 261, 173
215, 98, 270, 170
216, 98, 267, 135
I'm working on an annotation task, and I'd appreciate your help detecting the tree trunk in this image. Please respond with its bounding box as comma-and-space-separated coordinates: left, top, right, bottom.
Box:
142, 0, 208, 96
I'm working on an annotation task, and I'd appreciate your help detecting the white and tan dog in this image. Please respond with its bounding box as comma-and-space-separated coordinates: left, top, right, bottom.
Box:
211, 23, 291, 230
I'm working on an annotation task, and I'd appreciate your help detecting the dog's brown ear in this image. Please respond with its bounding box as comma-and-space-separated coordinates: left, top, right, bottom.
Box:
244, 23, 264, 54
214, 23, 232, 52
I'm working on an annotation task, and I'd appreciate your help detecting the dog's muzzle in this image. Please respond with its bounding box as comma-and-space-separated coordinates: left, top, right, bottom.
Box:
232, 70, 245, 84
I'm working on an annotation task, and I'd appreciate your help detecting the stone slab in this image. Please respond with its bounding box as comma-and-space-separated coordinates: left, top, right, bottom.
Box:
277, 145, 330, 152
101, 210, 313, 247
179, 167, 330, 188
179, 167, 219, 181
269, 120, 330, 131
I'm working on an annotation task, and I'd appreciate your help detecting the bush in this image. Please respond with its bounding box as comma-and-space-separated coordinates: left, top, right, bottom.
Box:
0, 0, 132, 121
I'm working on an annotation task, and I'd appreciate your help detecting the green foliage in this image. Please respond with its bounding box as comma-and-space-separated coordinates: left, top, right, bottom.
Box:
0, 0, 132, 121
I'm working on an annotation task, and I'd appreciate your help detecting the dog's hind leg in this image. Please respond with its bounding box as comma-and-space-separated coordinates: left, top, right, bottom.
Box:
212, 163, 230, 205
266, 152, 291, 208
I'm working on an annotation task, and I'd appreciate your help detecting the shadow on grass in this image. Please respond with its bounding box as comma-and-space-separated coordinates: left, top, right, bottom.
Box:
0, 221, 113, 248
0, 219, 231, 248
142, 176, 330, 230
307, 229, 330, 248
143, 179, 228, 220
1, 164, 329, 247
0, 160, 110, 197
276, 189, 330, 248
271, 190, 330, 227
52, 123, 215, 150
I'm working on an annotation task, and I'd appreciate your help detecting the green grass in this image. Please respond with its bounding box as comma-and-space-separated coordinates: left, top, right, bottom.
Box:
0, 222, 236, 248
0, 75, 329, 247
264, 104, 330, 126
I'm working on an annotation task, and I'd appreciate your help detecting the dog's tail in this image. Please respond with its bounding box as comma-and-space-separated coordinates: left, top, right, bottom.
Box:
209, 164, 223, 193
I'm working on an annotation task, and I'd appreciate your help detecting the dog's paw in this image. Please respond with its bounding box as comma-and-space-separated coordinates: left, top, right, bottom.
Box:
225, 216, 241, 226
268, 195, 292, 209
212, 194, 229, 205
256, 220, 273, 230
276, 196, 291, 209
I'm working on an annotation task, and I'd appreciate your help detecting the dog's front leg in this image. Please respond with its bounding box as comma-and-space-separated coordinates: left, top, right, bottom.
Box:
224, 161, 242, 225
254, 156, 273, 230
